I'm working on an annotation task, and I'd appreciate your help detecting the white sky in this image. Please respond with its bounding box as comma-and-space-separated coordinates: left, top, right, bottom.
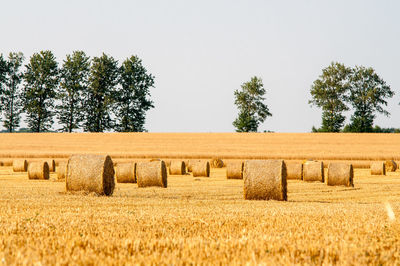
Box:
1, 0, 399, 132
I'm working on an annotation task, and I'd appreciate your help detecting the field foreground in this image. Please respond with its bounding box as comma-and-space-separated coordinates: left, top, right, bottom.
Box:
1, 167, 400, 265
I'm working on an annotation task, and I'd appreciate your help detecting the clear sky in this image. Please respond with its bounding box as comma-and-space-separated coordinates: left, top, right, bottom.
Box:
1, 0, 399, 132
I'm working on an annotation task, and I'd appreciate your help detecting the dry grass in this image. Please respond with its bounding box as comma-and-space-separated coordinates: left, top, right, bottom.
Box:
0, 166, 400, 264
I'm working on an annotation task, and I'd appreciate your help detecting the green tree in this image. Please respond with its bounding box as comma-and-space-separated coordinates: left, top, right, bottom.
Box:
2, 52, 25, 132
57, 51, 90, 132
116, 56, 155, 132
347, 66, 394, 132
0, 54, 8, 122
83, 53, 119, 132
23, 51, 59, 132
309, 62, 351, 132
233, 76, 271, 132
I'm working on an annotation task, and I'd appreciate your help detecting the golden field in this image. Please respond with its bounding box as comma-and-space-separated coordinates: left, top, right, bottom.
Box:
0, 133, 400, 264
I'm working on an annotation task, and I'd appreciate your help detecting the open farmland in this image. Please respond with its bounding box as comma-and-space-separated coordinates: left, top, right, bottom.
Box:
0, 133, 400, 264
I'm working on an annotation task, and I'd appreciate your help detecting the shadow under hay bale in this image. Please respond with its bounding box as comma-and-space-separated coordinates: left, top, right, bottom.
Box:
28, 162, 50, 180
169, 160, 186, 175
286, 162, 303, 180
303, 161, 324, 182
66, 154, 115, 196
136, 161, 167, 188
192, 161, 210, 177
115, 162, 136, 183
327, 163, 354, 187
371, 162, 386, 175
56, 162, 67, 180
243, 160, 287, 201
385, 160, 397, 172
13, 159, 28, 172
226, 161, 244, 179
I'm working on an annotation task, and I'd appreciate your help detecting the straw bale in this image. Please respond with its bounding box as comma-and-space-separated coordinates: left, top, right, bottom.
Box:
66, 154, 115, 196
327, 163, 354, 187
371, 162, 386, 175
210, 158, 224, 168
136, 161, 167, 188
243, 160, 287, 201
169, 160, 186, 175
56, 162, 67, 180
226, 161, 244, 179
187, 159, 200, 172
13, 159, 28, 172
385, 160, 397, 172
286, 162, 303, 180
192, 161, 210, 177
116, 162, 136, 183
28, 162, 50, 180
303, 161, 324, 182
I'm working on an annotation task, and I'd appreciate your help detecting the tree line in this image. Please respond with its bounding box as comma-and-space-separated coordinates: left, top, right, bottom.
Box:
0, 51, 154, 132
232, 63, 396, 133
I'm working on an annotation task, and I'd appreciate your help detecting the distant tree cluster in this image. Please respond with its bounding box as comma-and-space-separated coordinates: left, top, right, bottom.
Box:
309, 62, 394, 133
0, 51, 155, 132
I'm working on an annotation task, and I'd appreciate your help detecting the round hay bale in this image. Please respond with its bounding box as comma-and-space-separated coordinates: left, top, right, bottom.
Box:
210, 158, 224, 168
286, 162, 303, 180
371, 162, 386, 175
187, 160, 200, 172
192, 161, 210, 177
243, 160, 287, 201
327, 163, 354, 187
13, 159, 28, 172
226, 161, 244, 179
303, 161, 324, 182
385, 160, 397, 172
28, 162, 50, 180
66, 154, 115, 196
116, 162, 136, 183
45, 159, 56, 172
1, 159, 13, 166
56, 161, 67, 180
136, 161, 167, 188
169, 160, 186, 175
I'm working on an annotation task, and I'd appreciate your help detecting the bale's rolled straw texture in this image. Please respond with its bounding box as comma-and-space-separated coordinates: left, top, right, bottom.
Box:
28, 162, 50, 180
210, 158, 224, 168
187, 160, 200, 172
226, 162, 244, 179
286, 162, 303, 180
136, 161, 167, 188
192, 161, 210, 177
385, 160, 397, 172
371, 162, 386, 175
56, 162, 67, 180
169, 160, 186, 175
66, 154, 115, 196
13, 159, 28, 172
116, 162, 136, 183
243, 160, 287, 201
327, 163, 354, 187
303, 161, 324, 182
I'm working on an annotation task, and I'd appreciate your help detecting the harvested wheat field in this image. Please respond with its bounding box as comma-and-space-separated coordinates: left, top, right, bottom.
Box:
0, 133, 400, 264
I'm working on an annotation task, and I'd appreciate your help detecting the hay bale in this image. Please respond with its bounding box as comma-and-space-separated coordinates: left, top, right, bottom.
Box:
286, 162, 303, 180
66, 154, 115, 196
385, 160, 397, 172
303, 161, 324, 182
371, 162, 386, 175
192, 161, 210, 177
169, 160, 186, 175
243, 160, 287, 201
116, 162, 136, 183
28, 162, 50, 180
44, 159, 56, 172
327, 163, 354, 187
226, 161, 244, 179
1, 159, 13, 166
187, 159, 200, 172
136, 161, 167, 188
210, 158, 224, 168
13, 159, 28, 172
56, 162, 67, 180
